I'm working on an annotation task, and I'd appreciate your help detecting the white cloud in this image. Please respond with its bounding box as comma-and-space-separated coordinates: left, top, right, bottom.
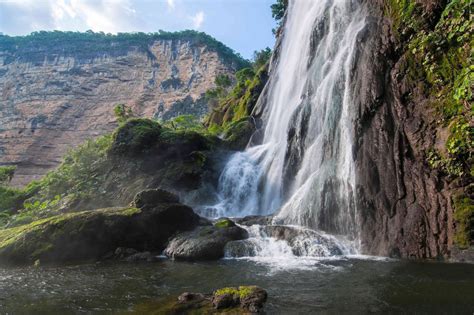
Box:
0, 0, 142, 35
167, 0, 175, 10
191, 11, 204, 29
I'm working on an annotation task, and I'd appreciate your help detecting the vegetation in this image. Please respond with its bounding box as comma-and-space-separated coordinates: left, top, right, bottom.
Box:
114, 104, 134, 124
271, 0, 288, 34
0, 166, 16, 184
214, 218, 235, 228
385, 0, 473, 247
214, 286, 258, 299
453, 194, 474, 248
0, 135, 113, 227
0, 30, 250, 69
204, 47, 271, 134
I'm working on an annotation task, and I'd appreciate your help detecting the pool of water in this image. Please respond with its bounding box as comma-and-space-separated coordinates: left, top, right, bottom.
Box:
1, 257, 473, 314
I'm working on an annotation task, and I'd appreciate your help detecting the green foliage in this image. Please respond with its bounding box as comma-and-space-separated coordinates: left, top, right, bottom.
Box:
253, 47, 272, 71
214, 286, 257, 299
271, 0, 288, 34
111, 118, 161, 154
113, 104, 134, 124
215, 74, 232, 88
271, 0, 288, 21
0, 166, 16, 184
453, 194, 474, 249
0, 30, 250, 70
162, 115, 207, 133
1, 134, 113, 227
389, 0, 473, 177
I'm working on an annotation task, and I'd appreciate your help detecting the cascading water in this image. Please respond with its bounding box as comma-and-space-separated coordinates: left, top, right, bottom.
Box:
207, 0, 368, 264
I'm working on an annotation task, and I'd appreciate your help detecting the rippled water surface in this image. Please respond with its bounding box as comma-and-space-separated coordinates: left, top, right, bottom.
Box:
1, 258, 473, 314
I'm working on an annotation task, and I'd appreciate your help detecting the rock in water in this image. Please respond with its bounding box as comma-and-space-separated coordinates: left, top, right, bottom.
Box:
164, 219, 248, 260
146, 286, 267, 314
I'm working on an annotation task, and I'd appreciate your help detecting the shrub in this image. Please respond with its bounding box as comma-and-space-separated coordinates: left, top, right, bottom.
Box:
110, 118, 161, 154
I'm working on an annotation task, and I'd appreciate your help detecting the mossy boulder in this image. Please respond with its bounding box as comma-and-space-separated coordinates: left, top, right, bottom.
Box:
137, 286, 267, 314
110, 118, 162, 155
164, 219, 248, 260
214, 218, 236, 229
213, 286, 267, 312
0, 194, 200, 265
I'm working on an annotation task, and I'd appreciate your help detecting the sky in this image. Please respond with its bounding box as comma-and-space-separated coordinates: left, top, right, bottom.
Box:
0, 0, 277, 59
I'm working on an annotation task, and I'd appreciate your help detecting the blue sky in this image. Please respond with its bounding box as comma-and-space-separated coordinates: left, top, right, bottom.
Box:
0, 0, 277, 59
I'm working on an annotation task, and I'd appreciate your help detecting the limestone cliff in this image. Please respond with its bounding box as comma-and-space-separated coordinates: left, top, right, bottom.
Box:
0, 31, 246, 186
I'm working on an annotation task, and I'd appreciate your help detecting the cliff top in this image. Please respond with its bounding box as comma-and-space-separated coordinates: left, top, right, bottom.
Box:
0, 30, 250, 69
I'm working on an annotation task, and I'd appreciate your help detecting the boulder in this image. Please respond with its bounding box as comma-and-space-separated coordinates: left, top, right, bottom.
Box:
212, 286, 267, 312
234, 215, 273, 226
164, 219, 248, 260
149, 286, 267, 314
131, 189, 180, 209
0, 190, 200, 265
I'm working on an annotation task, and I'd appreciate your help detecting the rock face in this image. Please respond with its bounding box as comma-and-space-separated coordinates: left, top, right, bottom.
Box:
349, 0, 463, 259
0, 190, 200, 265
250, 0, 471, 259
0, 32, 244, 186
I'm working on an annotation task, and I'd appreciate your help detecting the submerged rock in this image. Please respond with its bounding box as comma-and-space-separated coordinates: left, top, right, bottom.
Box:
164, 219, 248, 260
0, 190, 200, 265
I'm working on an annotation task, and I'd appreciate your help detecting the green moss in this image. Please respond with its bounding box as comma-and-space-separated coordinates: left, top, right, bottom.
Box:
214, 218, 234, 228
214, 286, 257, 299
453, 194, 474, 249
0, 207, 140, 252
110, 118, 161, 154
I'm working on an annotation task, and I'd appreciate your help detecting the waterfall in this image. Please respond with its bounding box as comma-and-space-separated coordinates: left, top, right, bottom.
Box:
209, 0, 367, 244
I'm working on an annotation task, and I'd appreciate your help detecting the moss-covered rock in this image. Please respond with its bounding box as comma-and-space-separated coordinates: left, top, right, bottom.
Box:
134, 286, 267, 314
0, 192, 200, 265
214, 218, 236, 229
110, 118, 162, 155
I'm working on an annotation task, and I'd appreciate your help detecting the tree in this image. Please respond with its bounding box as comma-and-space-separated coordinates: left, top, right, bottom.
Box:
253, 47, 272, 70
271, 0, 288, 21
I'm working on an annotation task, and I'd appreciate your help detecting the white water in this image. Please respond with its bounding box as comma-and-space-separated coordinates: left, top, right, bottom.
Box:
207, 0, 368, 264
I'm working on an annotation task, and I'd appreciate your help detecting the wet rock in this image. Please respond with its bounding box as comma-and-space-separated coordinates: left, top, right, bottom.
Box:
151, 286, 267, 314
212, 286, 267, 312
234, 215, 273, 226
264, 225, 344, 256
164, 219, 248, 260
124, 251, 157, 262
